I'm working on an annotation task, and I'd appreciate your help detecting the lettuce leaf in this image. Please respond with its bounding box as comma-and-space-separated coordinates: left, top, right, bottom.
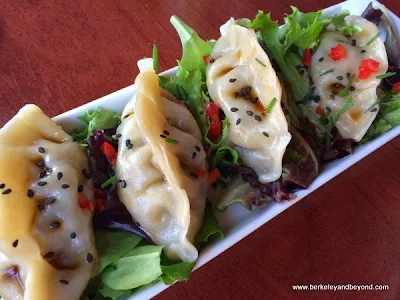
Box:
195, 201, 224, 248
160, 259, 195, 285
70, 108, 121, 142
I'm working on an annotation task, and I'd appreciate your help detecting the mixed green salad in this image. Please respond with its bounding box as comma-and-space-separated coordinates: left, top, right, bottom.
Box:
67, 3, 400, 299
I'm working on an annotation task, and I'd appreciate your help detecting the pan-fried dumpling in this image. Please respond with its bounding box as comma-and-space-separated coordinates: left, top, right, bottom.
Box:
207, 18, 291, 183
116, 59, 208, 262
0, 105, 98, 300
310, 16, 388, 141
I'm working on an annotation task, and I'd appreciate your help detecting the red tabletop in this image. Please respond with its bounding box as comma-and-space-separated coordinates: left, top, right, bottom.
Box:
1, 0, 399, 299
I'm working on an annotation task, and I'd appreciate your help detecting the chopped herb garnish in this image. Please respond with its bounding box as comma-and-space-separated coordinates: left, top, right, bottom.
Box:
152, 42, 159, 72
339, 74, 355, 97
376, 72, 396, 79
165, 137, 179, 144
366, 32, 381, 46
255, 58, 266, 67
264, 98, 277, 114
320, 68, 335, 76
79, 143, 88, 147
168, 119, 174, 126
364, 100, 380, 113
101, 175, 117, 189
332, 96, 353, 125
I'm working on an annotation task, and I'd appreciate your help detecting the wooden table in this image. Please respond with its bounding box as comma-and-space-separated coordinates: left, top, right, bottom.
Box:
1, 0, 399, 299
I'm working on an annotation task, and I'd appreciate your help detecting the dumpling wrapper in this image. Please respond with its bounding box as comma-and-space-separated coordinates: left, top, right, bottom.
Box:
207, 18, 291, 183
0, 105, 98, 300
116, 59, 208, 262
310, 16, 388, 141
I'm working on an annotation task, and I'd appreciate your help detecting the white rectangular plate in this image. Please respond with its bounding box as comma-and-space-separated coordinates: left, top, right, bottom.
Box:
53, 0, 400, 298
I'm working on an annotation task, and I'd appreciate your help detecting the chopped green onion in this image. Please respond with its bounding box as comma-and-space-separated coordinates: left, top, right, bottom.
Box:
101, 175, 117, 189
364, 100, 380, 113
320, 68, 335, 76
376, 72, 396, 79
79, 143, 88, 147
168, 119, 174, 126
366, 31, 381, 46
264, 98, 277, 114
152, 42, 159, 72
255, 58, 266, 67
332, 96, 353, 125
339, 74, 355, 97
165, 137, 179, 144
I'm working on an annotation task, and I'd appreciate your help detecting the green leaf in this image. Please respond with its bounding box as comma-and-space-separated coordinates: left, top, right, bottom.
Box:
211, 146, 239, 169
204, 118, 231, 150
329, 10, 362, 35
152, 43, 159, 73
195, 201, 224, 248
160, 261, 195, 285
102, 245, 163, 290
94, 230, 142, 275
99, 283, 132, 300
170, 16, 213, 74
71, 108, 121, 142
236, 18, 252, 28
283, 148, 302, 164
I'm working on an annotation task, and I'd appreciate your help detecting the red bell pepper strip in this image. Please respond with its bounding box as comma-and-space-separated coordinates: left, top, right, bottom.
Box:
393, 82, 400, 94
78, 194, 95, 212
206, 103, 222, 141
358, 59, 380, 79
208, 168, 220, 185
315, 106, 324, 115
302, 48, 312, 68
101, 142, 117, 166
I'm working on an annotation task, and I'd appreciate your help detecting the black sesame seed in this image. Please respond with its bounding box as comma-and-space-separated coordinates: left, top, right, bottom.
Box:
330, 94, 335, 100
59, 280, 69, 285
78, 185, 84, 193
86, 253, 93, 263
254, 116, 262, 122
38, 147, 45, 154
361, 49, 366, 53
163, 130, 170, 136
57, 172, 63, 180
70, 232, 76, 239
45, 197, 56, 205
12, 240, 18, 248
3, 189, 13, 195
44, 251, 55, 259
195, 146, 201, 152
299, 69, 305, 75
0, 184, 4, 189
370, 107, 378, 112
245, 87, 251, 94
123, 114, 130, 119
234, 92, 239, 98
229, 78, 237, 83
244, 94, 250, 100
39, 170, 46, 179
116, 133, 122, 138
337, 76, 343, 80
314, 95, 321, 102
230, 107, 238, 112
263, 132, 269, 137
189, 173, 199, 179
319, 57, 324, 62
246, 110, 253, 116
27, 189, 34, 198
350, 86, 355, 92
120, 180, 127, 188
346, 73, 351, 78
125, 139, 131, 147
236, 118, 241, 125
326, 107, 332, 112
209, 58, 215, 63
160, 134, 166, 138
37, 161, 45, 168
127, 144, 133, 150
82, 169, 92, 179
352, 39, 356, 46
37, 204, 46, 211
192, 152, 197, 159
251, 97, 258, 103
49, 221, 61, 229
61, 184, 70, 189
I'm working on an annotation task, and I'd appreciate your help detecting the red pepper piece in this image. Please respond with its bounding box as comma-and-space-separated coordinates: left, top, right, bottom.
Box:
393, 82, 400, 94
197, 169, 206, 178
203, 56, 211, 64
177, 100, 185, 105
78, 194, 94, 212
316, 106, 324, 115
95, 198, 106, 213
358, 59, 380, 79
328, 44, 347, 61
208, 168, 220, 184
206, 103, 222, 141
302, 48, 312, 68
101, 142, 117, 166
